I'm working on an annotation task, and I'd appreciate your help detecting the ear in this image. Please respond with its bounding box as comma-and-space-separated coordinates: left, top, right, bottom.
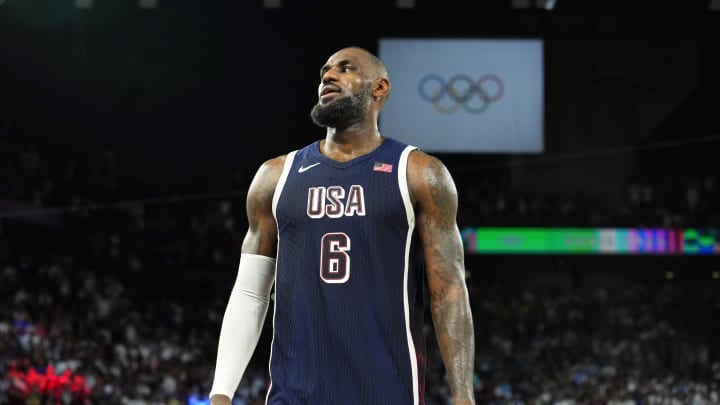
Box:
372, 78, 390, 100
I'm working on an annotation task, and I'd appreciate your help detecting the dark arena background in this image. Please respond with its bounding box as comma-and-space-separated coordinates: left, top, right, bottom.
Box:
1, 0, 719, 404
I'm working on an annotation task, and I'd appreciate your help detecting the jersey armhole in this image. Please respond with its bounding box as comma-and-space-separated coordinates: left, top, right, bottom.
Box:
398, 145, 417, 228
271, 150, 297, 221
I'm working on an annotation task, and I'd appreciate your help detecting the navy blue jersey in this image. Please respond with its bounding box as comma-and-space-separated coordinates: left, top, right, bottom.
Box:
268, 138, 427, 405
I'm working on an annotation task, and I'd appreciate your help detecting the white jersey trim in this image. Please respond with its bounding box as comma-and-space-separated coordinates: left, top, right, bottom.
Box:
266, 149, 296, 404
398, 145, 419, 405
272, 151, 297, 220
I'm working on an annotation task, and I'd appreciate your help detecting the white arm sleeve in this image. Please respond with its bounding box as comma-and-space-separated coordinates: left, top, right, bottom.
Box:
209, 253, 276, 400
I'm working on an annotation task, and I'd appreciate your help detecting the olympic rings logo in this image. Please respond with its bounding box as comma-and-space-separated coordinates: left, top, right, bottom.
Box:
418, 74, 504, 114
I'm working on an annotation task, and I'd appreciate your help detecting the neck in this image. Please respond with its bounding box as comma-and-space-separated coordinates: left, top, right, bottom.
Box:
321, 123, 384, 162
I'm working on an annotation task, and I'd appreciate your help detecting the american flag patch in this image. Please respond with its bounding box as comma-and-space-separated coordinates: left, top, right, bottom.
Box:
373, 162, 393, 173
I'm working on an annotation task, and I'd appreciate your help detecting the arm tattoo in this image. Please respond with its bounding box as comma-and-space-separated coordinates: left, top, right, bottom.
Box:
419, 155, 475, 403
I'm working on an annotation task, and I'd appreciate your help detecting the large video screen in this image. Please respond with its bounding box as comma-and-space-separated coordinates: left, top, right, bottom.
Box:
377, 38, 544, 153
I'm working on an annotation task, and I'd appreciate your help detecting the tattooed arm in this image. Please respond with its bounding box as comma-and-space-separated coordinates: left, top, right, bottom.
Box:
408, 151, 475, 405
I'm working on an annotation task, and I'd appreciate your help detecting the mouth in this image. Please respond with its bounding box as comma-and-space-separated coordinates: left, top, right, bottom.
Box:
320, 85, 341, 97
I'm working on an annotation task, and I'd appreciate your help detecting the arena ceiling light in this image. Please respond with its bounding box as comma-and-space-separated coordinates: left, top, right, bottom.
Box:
138, 0, 158, 9
511, 0, 531, 9
74, 0, 93, 8
536, 0, 556, 10
396, 0, 415, 8
262, 0, 282, 8
512, 0, 557, 10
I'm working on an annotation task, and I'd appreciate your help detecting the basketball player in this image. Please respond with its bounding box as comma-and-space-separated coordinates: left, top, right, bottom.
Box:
209, 46, 475, 405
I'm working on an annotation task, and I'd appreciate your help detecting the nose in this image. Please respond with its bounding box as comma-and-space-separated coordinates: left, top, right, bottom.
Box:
321, 68, 338, 84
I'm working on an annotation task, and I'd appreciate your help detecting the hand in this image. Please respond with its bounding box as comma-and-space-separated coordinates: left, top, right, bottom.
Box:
453, 398, 475, 405
210, 394, 232, 405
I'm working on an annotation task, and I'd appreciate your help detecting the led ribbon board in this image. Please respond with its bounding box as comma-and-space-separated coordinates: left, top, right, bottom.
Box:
461, 228, 719, 255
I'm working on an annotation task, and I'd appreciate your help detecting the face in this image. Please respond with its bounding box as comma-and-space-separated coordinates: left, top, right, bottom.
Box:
310, 48, 376, 129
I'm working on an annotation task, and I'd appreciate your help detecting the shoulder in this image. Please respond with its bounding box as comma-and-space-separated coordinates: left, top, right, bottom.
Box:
407, 148, 441, 172
407, 149, 457, 190
259, 154, 289, 176
406, 149, 458, 207
252, 154, 288, 183
246, 154, 291, 202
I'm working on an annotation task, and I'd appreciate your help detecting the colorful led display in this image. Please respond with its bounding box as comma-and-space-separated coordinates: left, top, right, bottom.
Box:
461, 228, 719, 254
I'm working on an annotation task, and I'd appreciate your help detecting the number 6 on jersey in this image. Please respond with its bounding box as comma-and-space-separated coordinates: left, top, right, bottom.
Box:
320, 232, 351, 283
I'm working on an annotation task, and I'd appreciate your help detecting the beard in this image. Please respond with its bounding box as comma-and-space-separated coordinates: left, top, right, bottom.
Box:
310, 84, 372, 129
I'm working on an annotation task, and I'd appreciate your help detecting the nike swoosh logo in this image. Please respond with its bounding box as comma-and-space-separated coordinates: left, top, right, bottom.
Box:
298, 163, 321, 173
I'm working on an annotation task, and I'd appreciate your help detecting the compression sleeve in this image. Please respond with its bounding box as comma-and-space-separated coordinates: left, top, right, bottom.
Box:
209, 253, 276, 400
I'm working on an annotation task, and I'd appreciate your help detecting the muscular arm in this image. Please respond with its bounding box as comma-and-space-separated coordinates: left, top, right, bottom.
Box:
240, 156, 286, 256
409, 151, 475, 404
210, 155, 285, 405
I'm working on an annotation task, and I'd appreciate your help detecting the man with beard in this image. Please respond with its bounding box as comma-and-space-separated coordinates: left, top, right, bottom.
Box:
209, 47, 475, 405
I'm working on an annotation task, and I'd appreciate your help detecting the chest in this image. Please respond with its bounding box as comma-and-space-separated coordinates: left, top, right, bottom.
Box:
275, 166, 408, 227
